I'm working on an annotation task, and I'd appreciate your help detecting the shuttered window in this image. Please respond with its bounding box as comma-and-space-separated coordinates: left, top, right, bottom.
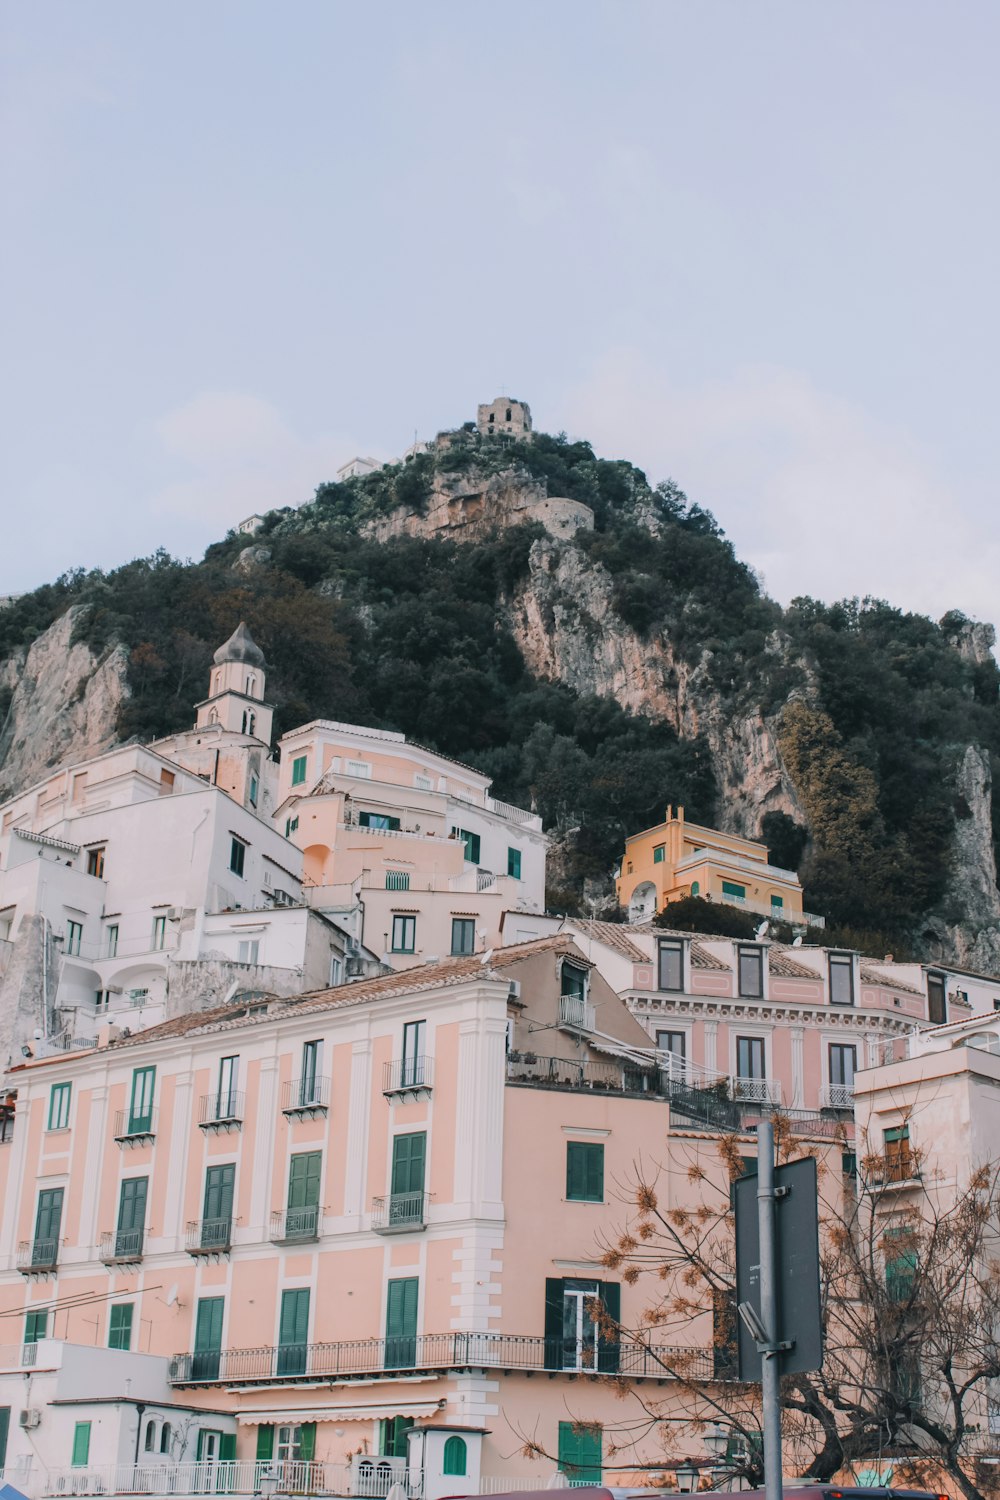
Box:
72, 1423, 91, 1467
566, 1142, 604, 1203
385, 1278, 419, 1369
109, 1302, 133, 1350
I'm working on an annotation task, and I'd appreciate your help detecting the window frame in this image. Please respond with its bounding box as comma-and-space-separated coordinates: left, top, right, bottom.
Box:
656, 1029, 687, 1060
229, 837, 247, 878
507, 846, 522, 880
927, 972, 948, 1025
657, 939, 684, 992
737, 945, 764, 998
566, 1141, 604, 1203
152, 914, 167, 951
829, 952, 855, 1007
108, 1302, 134, 1351
736, 1035, 766, 1080
66, 920, 83, 957
391, 915, 416, 954
291, 755, 308, 786
86, 847, 105, 879
48, 1082, 71, 1131
105, 923, 118, 958
71, 1421, 92, 1468
450, 917, 475, 956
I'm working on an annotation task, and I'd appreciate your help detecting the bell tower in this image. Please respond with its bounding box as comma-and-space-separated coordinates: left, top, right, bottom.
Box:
195, 622, 274, 745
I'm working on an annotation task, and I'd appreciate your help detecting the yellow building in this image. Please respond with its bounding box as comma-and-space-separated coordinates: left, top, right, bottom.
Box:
615, 803, 823, 927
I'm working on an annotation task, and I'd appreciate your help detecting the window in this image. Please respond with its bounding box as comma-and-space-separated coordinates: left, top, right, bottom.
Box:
129, 1067, 156, 1133
712, 1288, 738, 1378
0, 1404, 9, 1472
152, 914, 166, 950
291, 755, 307, 786
248, 774, 258, 808
192, 1297, 224, 1382
566, 1141, 604, 1202
86, 847, 105, 878
885, 1224, 918, 1301
202, 1164, 235, 1248
105, 924, 118, 958
385, 1277, 419, 1368
391, 915, 416, 953
385, 869, 410, 890
286, 815, 300, 836
25, 1309, 48, 1344
652, 844, 665, 864
402, 1020, 426, 1087
66, 920, 83, 956
48, 1082, 71, 1131
216, 1056, 239, 1118
346, 759, 372, 779
115, 1176, 148, 1257
391, 1131, 427, 1201
72, 1422, 92, 1468
737, 1036, 766, 1080
451, 918, 475, 956
380, 1416, 414, 1458
884, 1125, 914, 1183
287, 1151, 322, 1226
738, 945, 764, 998
657, 939, 683, 992
33, 1187, 63, 1265
722, 880, 746, 900
656, 1029, 686, 1060
829, 953, 854, 1006
443, 1436, 467, 1476
557, 1421, 602, 1482
109, 1302, 133, 1350
358, 811, 401, 830
300, 1040, 323, 1105
544, 1278, 620, 1374
560, 963, 588, 1001
328, 956, 343, 987
276, 1424, 315, 1461
237, 939, 259, 964
229, 838, 246, 877
160, 1423, 172, 1455
771, 894, 784, 910
690, 880, 699, 895
242, 709, 256, 737
507, 847, 522, 879
927, 972, 947, 1025
451, 827, 481, 863
277, 1287, 310, 1376
144, 1421, 156, 1453
829, 1043, 857, 1089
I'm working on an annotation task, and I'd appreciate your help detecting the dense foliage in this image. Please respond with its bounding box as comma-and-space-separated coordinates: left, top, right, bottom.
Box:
2, 426, 998, 946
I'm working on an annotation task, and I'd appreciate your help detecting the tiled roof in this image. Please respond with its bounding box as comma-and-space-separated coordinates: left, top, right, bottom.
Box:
689, 940, 731, 972
564, 919, 648, 963
769, 948, 822, 980
106, 934, 583, 1050
860, 964, 925, 997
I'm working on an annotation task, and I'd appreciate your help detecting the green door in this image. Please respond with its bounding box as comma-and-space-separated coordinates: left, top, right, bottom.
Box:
384, 1277, 418, 1369
129, 1067, 156, 1133
34, 1187, 63, 1266
202, 1164, 235, 1248
558, 1420, 602, 1482
287, 1152, 321, 1238
0, 1406, 10, 1469
390, 1132, 426, 1217
116, 1177, 148, 1257
277, 1288, 310, 1376
193, 1297, 224, 1381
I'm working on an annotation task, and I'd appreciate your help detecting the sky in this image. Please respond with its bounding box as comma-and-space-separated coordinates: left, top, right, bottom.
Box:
2, 2, 999, 626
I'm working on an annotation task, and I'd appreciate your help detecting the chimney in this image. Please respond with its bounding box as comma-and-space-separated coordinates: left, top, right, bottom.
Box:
97, 1024, 122, 1049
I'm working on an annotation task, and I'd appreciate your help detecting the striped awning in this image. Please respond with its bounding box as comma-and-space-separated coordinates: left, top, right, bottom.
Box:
237, 1400, 443, 1425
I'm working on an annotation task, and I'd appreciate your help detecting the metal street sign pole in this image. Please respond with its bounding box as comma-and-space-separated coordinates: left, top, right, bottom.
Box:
757, 1119, 783, 1500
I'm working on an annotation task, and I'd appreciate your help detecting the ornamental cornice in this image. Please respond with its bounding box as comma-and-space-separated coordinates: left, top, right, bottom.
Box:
625, 993, 913, 1034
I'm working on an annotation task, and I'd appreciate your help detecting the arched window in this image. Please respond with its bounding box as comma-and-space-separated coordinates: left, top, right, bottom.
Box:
160, 1422, 172, 1454
691, 881, 700, 896
245, 674, 255, 695
442, 1436, 467, 1476
246, 711, 255, 737
144, 1420, 157, 1452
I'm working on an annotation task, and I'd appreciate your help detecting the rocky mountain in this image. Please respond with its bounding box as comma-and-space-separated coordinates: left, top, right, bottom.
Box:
2, 419, 998, 966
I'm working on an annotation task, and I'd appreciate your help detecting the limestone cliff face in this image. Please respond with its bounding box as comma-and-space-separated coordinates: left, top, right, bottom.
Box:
922, 745, 1000, 972
364, 469, 594, 546
508, 536, 807, 836
0, 606, 129, 798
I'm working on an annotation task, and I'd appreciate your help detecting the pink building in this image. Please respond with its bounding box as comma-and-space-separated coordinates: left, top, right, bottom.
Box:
0, 935, 848, 1498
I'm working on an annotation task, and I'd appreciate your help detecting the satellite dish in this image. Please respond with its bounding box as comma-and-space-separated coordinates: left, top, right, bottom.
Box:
754, 920, 770, 940
792, 935, 803, 947
165, 1284, 179, 1307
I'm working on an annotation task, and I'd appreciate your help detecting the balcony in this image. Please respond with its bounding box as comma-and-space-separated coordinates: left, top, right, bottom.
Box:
113, 1109, 157, 1144
17, 1239, 58, 1274
507, 1053, 654, 1094
733, 1077, 782, 1106
558, 995, 595, 1032
199, 1091, 244, 1130
168, 1329, 723, 1387
99, 1228, 144, 1265
371, 1191, 428, 1233
40, 1458, 421, 1498
281, 1076, 330, 1116
185, 1218, 233, 1256
820, 1083, 855, 1110
383, 1056, 433, 1097
269, 1206, 319, 1244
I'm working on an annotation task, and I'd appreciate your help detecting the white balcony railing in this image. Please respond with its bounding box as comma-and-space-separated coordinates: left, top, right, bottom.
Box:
558, 995, 595, 1032
40, 1459, 423, 1498
733, 1076, 782, 1105
820, 1083, 855, 1110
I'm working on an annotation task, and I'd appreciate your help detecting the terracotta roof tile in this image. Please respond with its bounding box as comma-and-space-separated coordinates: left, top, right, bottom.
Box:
688, 940, 731, 972
860, 964, 925, 997
768, 948, 823, 980
564, 919, 648, 963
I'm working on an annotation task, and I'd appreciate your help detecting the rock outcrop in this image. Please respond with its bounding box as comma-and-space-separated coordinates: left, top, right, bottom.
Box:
0, 606, 129, 798
365, 469, 594, 546
922, 745, 1000, 972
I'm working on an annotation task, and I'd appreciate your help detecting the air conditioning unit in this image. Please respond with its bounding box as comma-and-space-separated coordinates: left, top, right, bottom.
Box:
19, 1407, 41, 1429
508, 979, 521, 1001
166, 908, 182, 921
345, 957, 366, 978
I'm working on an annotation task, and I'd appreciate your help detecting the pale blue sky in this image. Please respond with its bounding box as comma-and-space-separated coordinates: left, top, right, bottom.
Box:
3, 2, 999, 622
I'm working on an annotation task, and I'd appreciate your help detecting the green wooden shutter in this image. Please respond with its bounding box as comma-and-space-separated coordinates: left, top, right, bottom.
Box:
35, 1187, 64, 1245
256, 1425, 274, 1461
566, 1143, 603, 1202
193, 1297, 224, 1380
288, 1153, 322, 1209
277, 1288, 310, 1375
25, 1310, 48, 1344
118, 1177, 148, 1231
219, 1433, 237, 1462
72, 1422, 92, 1467
443, 1436, 467, 1475
544, 1278, 564, 1370
298, 1423, 316, 1461
391, 1133, 426, 1195
109, 1303, 133, 1350
558, 1421, 601, 1482
0, 1406, 10, 1470
385, 1277, 419, 1368
597, 1282, 620, 1373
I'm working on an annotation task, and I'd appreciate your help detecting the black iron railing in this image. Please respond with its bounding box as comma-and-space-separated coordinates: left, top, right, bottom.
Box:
99, 1228, 144, 1264
383, 1057, 434, 1095
269, 1207, 319, 1243
281, 1077, 330, 1114
372, 1192, 427, 1233
185, 1218, 233, 1255
17, 1239, 58, 1273
198, 1092, 245, 1127
113, 1108, 157, 1142
169, 1329, 725, 1386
